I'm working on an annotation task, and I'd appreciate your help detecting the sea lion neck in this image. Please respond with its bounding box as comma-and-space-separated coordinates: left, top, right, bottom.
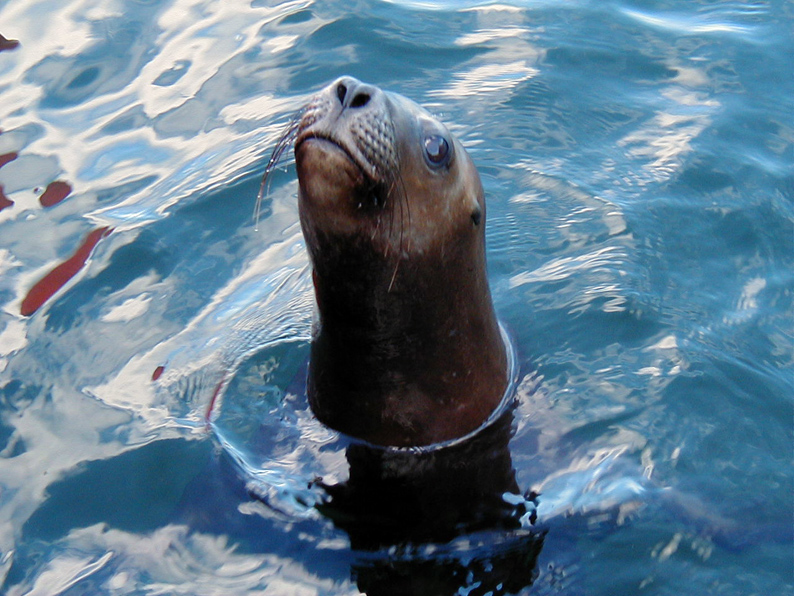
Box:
309, 329, 508, 449
307, 220, 508, 447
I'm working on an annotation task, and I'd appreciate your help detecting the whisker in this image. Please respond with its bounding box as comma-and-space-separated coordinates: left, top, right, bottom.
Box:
387, 148, 411, 292
381, 177, 394, 258
387, 258, 400, 293
395, 152, 411, 257
385, 177, 400, 258
254, 108, 305, 231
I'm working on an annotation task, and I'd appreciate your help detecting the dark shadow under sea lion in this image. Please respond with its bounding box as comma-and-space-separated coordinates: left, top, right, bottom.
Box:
316, 398, 545, 595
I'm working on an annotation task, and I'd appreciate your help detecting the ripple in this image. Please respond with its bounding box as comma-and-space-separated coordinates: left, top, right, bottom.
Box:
0, 0, 790, 593
5, 524, 357, 596
621, 6, 760, 36
509, 245, 629, 288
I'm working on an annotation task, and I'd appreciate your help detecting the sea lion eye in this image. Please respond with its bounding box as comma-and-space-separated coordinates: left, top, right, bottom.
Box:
423, 134, 450, 167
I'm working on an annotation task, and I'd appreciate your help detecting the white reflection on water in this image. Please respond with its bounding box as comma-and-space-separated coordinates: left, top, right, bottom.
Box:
617, 89, 719, 186
509, 245, 629, 288
6, 524, 357, 596
86, 218, 312, 420
430, 7, 542, 102
434, 61, 540, 99
621, 7, 760, 36
1, 0, 315, 233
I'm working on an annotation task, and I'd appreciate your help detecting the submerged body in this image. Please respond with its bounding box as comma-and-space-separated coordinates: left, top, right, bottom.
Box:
293, 77, 507, 447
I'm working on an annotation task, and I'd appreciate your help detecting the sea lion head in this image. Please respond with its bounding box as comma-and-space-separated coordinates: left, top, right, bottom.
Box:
295, 76, 485, 262
290, 77, 506, 447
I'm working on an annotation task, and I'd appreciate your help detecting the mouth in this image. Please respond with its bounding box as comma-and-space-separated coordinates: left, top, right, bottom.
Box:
296, 132, 390, 212
295, 132, 374, 183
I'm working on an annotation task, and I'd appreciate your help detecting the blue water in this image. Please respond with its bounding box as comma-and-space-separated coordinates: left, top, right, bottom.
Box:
0, 0, 792, 594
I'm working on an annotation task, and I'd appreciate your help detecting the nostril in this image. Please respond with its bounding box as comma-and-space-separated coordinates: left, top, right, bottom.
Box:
333, 78, 374, 109
336, 83, 347, 104
350, 92, 370, 108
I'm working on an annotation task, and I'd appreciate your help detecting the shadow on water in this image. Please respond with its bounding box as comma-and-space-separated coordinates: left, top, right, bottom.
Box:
316, 402, 545, 595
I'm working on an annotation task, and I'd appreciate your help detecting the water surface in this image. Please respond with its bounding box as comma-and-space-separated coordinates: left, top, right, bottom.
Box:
0, 0, 791, 594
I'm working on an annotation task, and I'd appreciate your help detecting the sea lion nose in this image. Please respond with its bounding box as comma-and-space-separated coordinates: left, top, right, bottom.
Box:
334, 76, 376, 110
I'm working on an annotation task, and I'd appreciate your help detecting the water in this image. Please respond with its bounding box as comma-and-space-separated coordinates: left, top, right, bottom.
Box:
0, 0, 791, 594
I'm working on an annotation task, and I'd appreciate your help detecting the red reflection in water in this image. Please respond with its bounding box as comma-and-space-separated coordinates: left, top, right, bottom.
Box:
0, 34, 20, 52
0, 186, 12, 212
39, 180, 72, 207
205, 373, 227, 424
152, 366, 165, 381
0, 152, 17, 168
21, 227, 113, 316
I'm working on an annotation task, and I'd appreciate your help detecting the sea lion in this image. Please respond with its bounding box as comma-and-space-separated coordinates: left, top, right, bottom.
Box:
285, 76, 507, 447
